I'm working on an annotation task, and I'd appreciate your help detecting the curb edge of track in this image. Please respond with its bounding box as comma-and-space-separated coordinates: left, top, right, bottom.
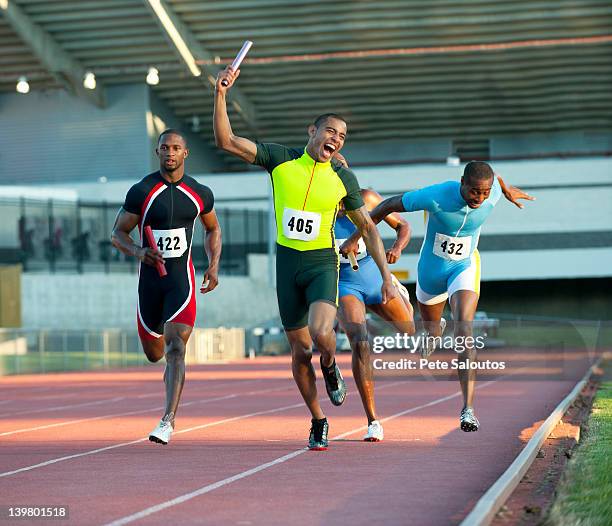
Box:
460, 352, 609, 526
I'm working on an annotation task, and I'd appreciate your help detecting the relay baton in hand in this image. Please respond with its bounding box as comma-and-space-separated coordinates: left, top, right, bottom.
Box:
143, 225, 167, 277
221, 40, 253, 86
348, 252, 359, 271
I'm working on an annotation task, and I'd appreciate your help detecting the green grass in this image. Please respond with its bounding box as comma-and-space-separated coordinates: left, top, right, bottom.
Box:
544, 380, 612, 526
0, 351, 148, 375
497, 324, 604, 349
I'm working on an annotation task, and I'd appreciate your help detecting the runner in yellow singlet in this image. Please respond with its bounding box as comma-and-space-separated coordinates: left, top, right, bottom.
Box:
213, 65, 397, 450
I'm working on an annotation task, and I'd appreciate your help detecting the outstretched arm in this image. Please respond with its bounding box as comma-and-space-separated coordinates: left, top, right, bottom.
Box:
214, 67, 257, 163
496, 175, 535, 209
200, 209, 222, 293
363, 190, 410, 264
110, 209, 164, 267
345, 206, 397, 304
340, 195, 405, 258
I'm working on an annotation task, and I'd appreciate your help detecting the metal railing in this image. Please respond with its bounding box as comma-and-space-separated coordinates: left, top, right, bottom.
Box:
0, 197, 269, 275
0, 327, 245, 376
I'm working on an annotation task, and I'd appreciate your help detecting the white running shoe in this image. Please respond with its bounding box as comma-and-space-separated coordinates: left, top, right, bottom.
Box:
460, 407, 480, 432
149, 419, 174, 445
363, 420, 384, 442
420, 317, 448, 359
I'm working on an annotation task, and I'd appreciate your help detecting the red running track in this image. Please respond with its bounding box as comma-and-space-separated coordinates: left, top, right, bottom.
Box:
0, 351, 597, 525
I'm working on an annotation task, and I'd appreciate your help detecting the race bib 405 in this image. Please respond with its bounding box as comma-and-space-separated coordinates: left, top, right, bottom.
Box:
282, 208, 321, 242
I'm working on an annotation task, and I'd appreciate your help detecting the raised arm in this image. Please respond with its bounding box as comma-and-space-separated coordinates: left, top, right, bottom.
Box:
110, 209, 164, 267
345, 206, 397, 304
496, 174, 535, 209
214, 67, 258, 163
199, 209, 222, 293
363, 189, 410, 264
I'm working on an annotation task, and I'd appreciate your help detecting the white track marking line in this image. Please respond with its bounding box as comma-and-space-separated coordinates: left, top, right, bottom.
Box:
0, 397, 126, 419
0, 385, 291, 438
0, 379, 262, 417
0, 398, 303, 479
0, 380, 408, 477
103, 381, 497, 526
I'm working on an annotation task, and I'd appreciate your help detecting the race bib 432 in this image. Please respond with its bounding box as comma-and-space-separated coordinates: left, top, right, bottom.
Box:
432, 232, 471, 261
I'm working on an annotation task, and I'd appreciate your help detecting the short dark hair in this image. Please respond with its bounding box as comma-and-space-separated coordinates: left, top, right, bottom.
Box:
158, 128, 187, 146
313, 113, 346, 128
463, 161, 494, 183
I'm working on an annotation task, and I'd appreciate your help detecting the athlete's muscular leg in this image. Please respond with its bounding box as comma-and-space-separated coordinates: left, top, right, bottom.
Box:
285, 327, 324, 420
417, 300, 447, 337
308, 301, 338, 369
338, 295, 377, 423
162, 322, 192, 425
141, 337, 165, 363
368, 295, 416, 336
449, 290, 479, 409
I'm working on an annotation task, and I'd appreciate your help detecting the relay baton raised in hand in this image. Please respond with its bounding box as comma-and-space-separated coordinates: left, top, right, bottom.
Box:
143, 225, 167, 277
348, 252, 359, 271
221, 40, 253, 86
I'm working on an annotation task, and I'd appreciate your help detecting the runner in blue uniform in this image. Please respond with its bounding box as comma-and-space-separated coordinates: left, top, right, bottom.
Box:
341, 161, 534, 431
335, 184, 414, 442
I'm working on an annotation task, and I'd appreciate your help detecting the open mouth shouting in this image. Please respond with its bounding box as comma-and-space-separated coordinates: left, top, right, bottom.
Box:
321, 142, 337, 160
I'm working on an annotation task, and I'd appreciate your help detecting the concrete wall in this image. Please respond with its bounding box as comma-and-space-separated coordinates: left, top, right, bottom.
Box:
0, 86, 150, 184
21, 255, 278, 330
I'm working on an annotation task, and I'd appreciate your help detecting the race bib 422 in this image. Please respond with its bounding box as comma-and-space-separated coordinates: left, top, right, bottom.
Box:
151, 227, 188, 258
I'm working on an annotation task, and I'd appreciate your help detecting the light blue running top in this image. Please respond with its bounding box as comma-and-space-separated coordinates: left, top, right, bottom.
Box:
401, 178, 502, 268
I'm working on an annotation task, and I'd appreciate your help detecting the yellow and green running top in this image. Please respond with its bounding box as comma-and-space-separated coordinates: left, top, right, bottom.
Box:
255, 143, 364, 251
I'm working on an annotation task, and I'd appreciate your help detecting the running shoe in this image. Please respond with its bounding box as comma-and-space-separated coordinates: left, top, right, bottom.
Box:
460, 407, 480, 432
149, 418, 174, 444
308, 418, 329, 451
320, 356, 347, 406
420, 317, 447, 359
363, 420, 384, 442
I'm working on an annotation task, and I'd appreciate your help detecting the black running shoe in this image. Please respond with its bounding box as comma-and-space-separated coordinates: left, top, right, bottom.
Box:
308, 418, 329, 451
460, 407, 480, 432
320, 356, 347, 406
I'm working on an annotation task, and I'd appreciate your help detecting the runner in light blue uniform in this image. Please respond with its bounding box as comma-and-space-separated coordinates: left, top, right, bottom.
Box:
334, 186, 414, 442
340, 161, 534, 432
404, 177, 502, 305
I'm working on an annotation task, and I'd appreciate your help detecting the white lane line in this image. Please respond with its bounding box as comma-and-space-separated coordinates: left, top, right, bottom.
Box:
0, 398, 303, 479
103, 381, 497, 526
0, 380, 407, 477
0, 397, 126, 419
0, 385, 291, 438
0, 379, 262, 417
